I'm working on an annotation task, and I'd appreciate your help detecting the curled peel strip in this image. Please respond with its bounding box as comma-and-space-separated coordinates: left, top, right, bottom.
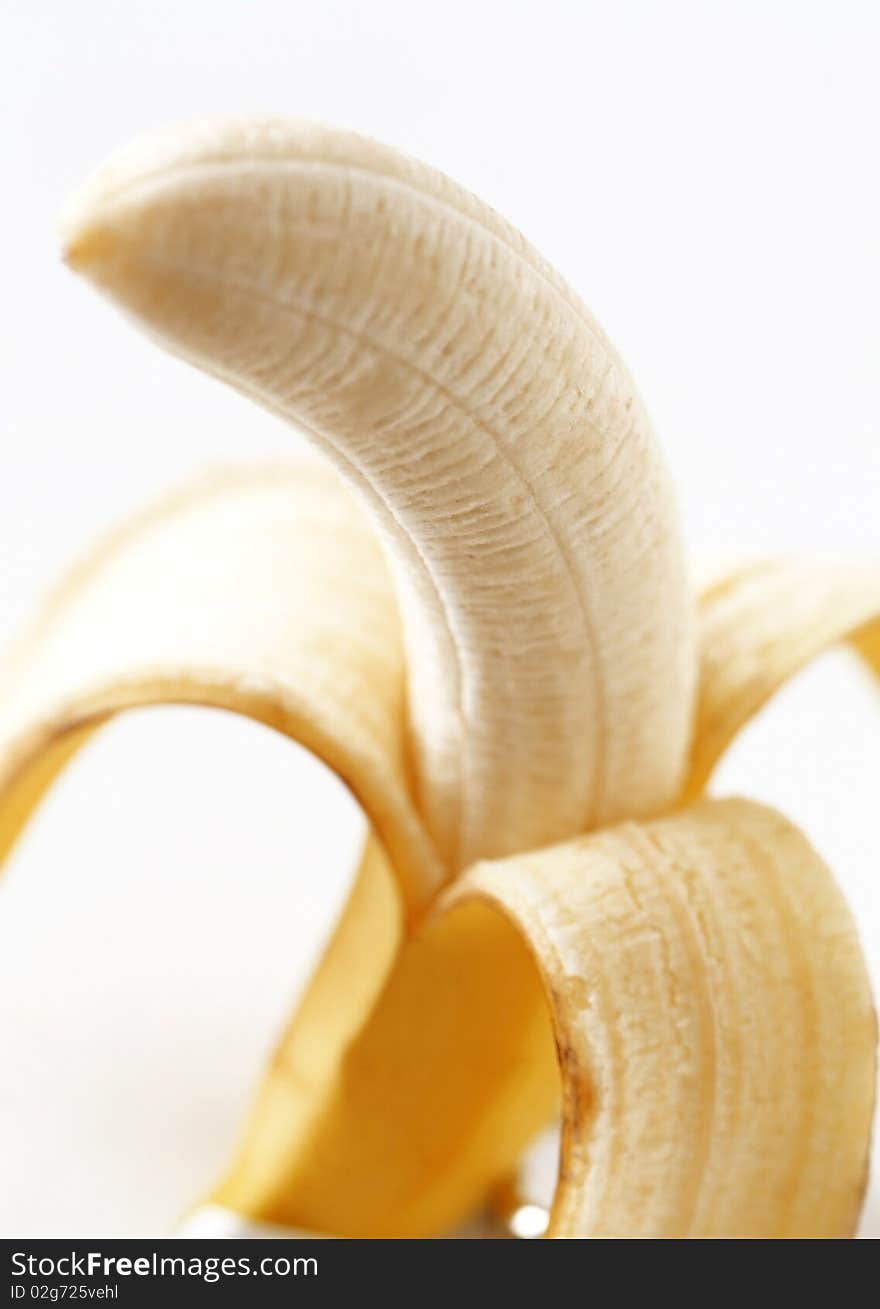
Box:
455, 798, 875, 1239
0, 462, 441, 914
688, 557, 880, 797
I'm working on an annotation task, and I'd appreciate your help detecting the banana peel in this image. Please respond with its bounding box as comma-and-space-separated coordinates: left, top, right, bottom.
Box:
689, 558, 880, 797
0, 119, 876, 1238
0, 462, 441, 914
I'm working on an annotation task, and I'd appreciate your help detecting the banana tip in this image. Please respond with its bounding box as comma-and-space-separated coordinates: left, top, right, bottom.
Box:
59, 219, 114, 272
58, 184, 119, 273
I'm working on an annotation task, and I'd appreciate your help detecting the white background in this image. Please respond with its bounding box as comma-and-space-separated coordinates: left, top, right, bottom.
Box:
0, 0, 877, 1237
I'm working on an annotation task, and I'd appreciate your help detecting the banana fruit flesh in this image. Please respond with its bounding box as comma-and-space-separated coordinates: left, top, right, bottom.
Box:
0, 118, 876, 1238
60, 118, 695, 873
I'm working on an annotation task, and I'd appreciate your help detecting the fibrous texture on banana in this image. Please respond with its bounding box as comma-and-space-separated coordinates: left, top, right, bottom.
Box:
58, 118, 695, 873
0, 118, 875, 1239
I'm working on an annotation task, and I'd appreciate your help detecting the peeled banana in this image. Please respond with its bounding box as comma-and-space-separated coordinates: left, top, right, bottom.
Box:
59, 117, 696, 873
0, 118, 875, 1238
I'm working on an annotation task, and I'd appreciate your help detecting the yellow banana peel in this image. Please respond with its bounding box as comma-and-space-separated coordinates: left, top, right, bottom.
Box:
0, 119, 876, 1238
